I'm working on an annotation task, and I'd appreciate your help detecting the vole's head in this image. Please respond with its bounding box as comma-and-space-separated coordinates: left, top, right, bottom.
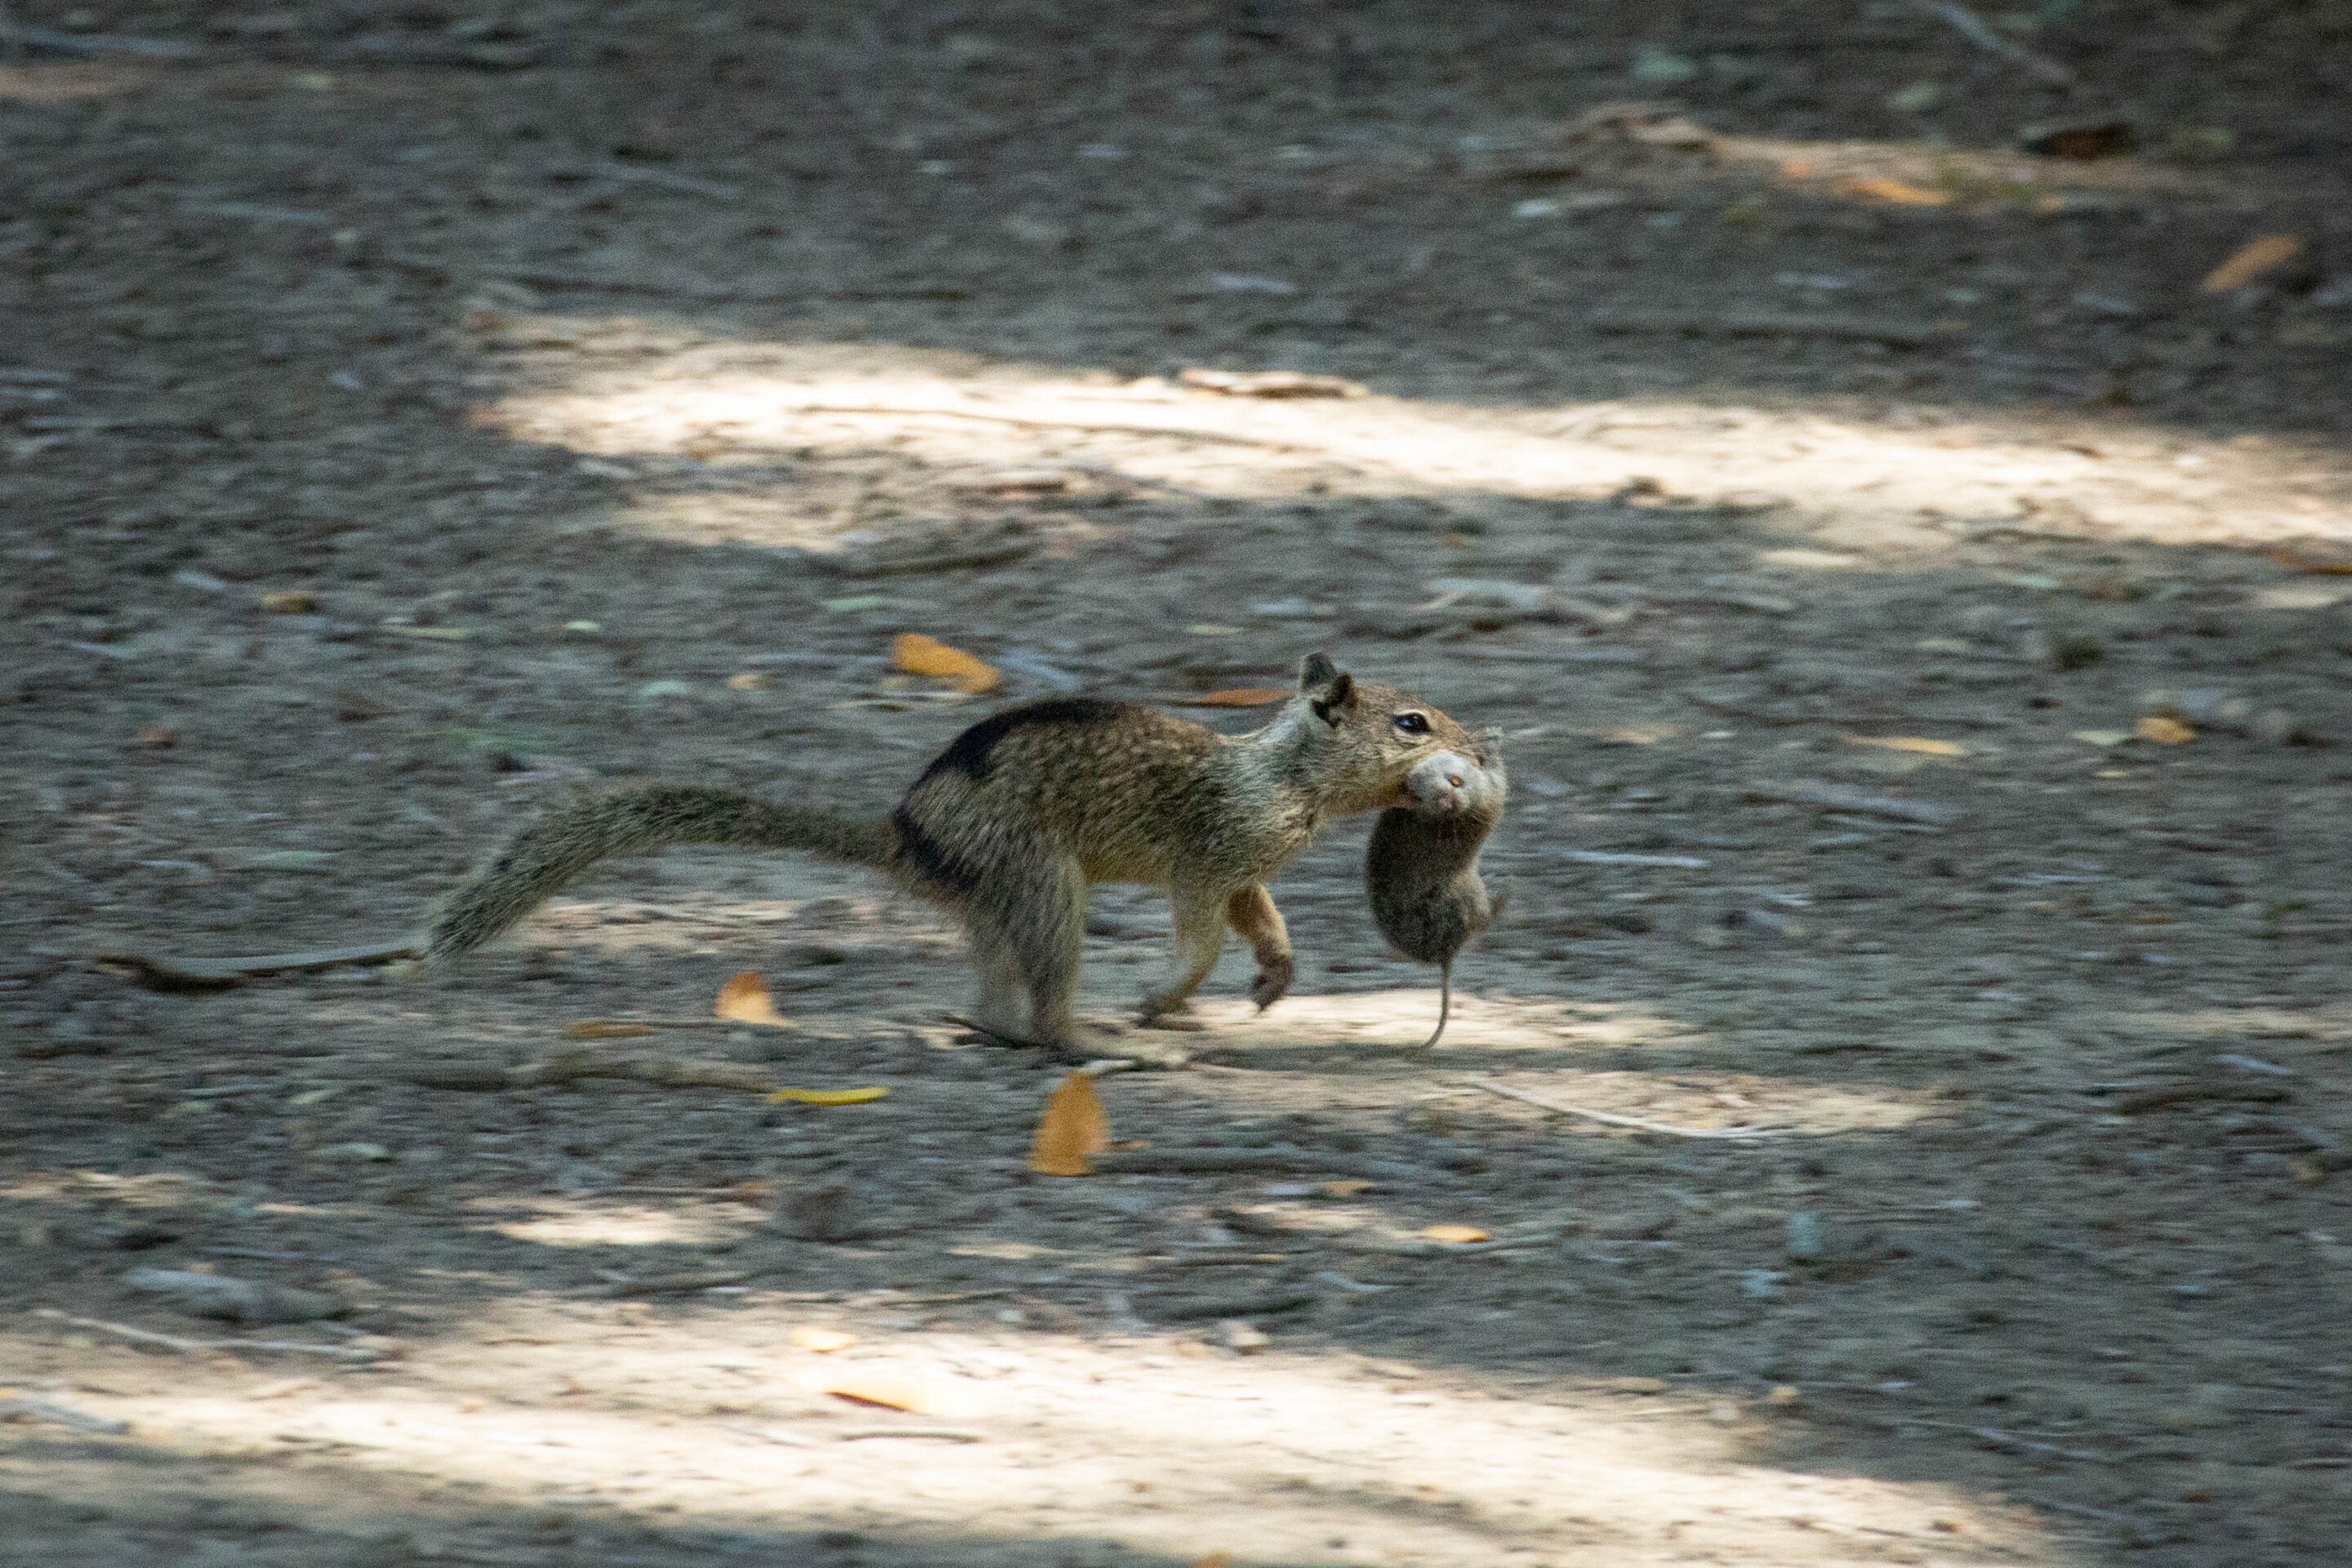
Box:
1287, 652, 1477, 814
1400, 731, 1508, 819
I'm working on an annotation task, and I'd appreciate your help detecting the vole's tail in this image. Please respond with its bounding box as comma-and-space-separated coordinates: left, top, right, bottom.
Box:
1415, 960, 1454, 1053
425, 785, 893, 964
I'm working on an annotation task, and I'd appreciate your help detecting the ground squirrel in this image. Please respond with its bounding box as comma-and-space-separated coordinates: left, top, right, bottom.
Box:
426, 653, 1477, 1058
1365, 732, 1507, 1050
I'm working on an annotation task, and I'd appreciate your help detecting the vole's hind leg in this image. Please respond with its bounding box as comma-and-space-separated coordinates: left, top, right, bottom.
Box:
1138, 884, 1229, 1028
1225, 882, 1294, 1012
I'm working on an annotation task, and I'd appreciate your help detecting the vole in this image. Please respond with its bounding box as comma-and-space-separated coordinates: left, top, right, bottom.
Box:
1364, 731, 1506, 1050
426, 653, 1478, 1060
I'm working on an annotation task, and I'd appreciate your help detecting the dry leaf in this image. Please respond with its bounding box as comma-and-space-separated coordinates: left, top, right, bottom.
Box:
892, 633, 1000, 694
1841, 734, 1966, 758
2201, 234, 2304, 293
715, 971, 789, 1027
257, 590, 319, 613
764, 1085, 890, 1106
1190, 1553, 1234, 1568
1838, 176, 1951, 207
564, 1020, 657, 1040
1419, 1224, 1491, 1245
1028, 1071, 1111, 1177
1183, 688, 1291, 707
726, 671, 770, 690
2136, 715, 2196, 745
788, 1325, 858, 1353
817, 1374, 933, 1413
1317, 1179, 1374, 1197
2265, 546, 2352, 575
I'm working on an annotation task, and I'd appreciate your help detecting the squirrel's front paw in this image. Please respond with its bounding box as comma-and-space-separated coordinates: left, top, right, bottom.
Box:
1249, 953, 1295, 1012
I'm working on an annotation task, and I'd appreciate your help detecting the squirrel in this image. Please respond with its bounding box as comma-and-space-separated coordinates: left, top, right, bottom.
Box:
424, 653, 1479, 1060
1364, 731, 1506, 1051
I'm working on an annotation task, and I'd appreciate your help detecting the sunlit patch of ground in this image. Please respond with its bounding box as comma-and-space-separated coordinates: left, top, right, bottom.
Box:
473, 1197, 764, 1249
2, 1307, 2065, 1566
472, 341, 2352, 555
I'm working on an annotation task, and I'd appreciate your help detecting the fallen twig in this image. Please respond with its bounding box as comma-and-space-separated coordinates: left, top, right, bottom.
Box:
402, 1045, 777, 1094
1589, 310, 1956, 349
95, 938, 421, 988
1915, 0, 2078, 87
33, 1309, 384, 1361
2114, 1081, 2292, 1115
1089, 1147, 1437, 1183
602, 1270, 754, 1298
784, 405, 1334, 456
0, 21, 201, 57
381, 251, 966, 303
0, 1394, 131, 1435
1461, 1075, 1787, 1141
1741, 780, 1961, 827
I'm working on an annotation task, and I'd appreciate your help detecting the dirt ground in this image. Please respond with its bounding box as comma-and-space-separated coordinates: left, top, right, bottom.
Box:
6, 3, 2352, 1565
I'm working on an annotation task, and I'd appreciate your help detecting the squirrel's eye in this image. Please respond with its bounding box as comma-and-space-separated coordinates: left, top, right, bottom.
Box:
1392, 712, 1431, 736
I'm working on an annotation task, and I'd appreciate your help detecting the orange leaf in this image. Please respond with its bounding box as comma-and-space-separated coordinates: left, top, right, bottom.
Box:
1838, 176, 1951, 207
1028, 1071, 1111, 1177
564, 1020, 656, 1040
1419, 1224, 1491, 1245
2136, 715, 2196, 745
1190, 1556, 1235, 1568
2201, 234, 2304, 293
788, 1325, 858, 1353
1840, 734, 1966, 758
892, 632, 1000, 694
1184, 688, 1291, 707
817, 1374, 933, 1413
715, 971, 790, 1027
1777, 159, 1817, 180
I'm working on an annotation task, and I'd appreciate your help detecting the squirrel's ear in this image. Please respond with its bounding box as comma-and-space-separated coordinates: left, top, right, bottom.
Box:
1309, 673, 1356, 727
1477, 728, 1506, 766
1298, 651, 1342, 692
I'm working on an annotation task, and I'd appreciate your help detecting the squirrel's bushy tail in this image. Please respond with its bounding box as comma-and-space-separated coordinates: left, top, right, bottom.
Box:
425, 784, 893, 964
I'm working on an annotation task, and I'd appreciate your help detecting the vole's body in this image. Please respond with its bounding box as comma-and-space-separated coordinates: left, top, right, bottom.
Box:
427, 655, 1475, 1057
1365, 733, 1507, 1049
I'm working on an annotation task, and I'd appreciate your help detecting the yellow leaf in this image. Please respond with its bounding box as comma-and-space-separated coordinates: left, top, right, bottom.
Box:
892, 632, 1000, 694
1841, 734, 1966, 758
1184, 688, 1291, 707
1028, 1071, 1111, 1177
788, 1326, 858, 1353
564, 1020, 656, 1040
715, 971, 790, 1027
2265, 546, 2352, 575
1419, 1224, 1491, 1245
2136, 715, 2196, 745
764, 1085, 891, 1105
1838, 175, 1951, 207
817, 1374, 933, 1413
2201, 234, 2304, 293
257, 590, 319, 613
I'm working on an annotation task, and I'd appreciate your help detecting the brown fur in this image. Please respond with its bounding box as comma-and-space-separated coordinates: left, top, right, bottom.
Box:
1365, 733, 1507, 1050
425, 653, 1475, 1057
